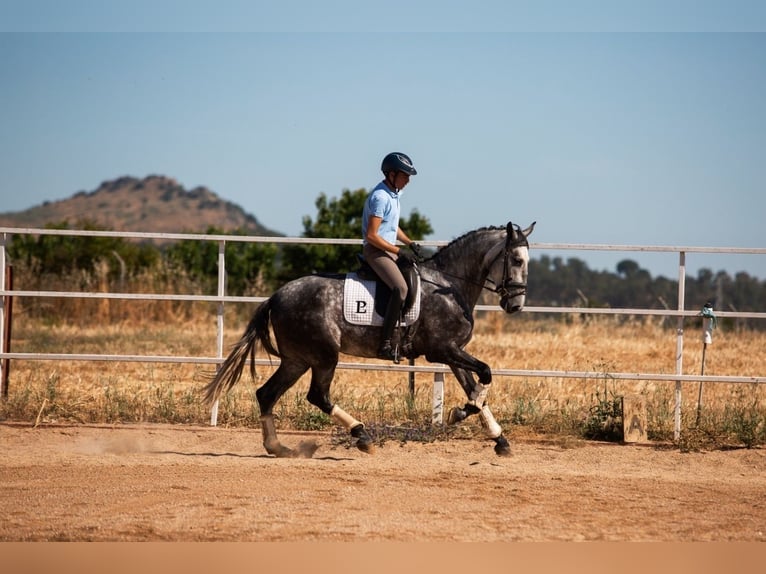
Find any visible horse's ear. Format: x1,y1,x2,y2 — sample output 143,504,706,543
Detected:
506,221,523,244
522,221,536,238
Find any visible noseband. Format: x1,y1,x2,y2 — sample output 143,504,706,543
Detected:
487,222,528,301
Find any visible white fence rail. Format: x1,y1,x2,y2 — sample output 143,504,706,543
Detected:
2,227,765,439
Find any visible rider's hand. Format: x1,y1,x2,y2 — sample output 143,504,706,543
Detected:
397,248,418,264
409,243,424,262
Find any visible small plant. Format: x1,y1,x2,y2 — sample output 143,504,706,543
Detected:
102,383,142,423
677,424,712,453
722,390,766,448
645,386,675,442
293,409,331,431
152,386,174,421
583,381,623,441
44,372,60,404
547,401,589,436
681,385,766,451
510,395,540,425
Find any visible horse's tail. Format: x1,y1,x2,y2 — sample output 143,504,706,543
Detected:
202,298,280,406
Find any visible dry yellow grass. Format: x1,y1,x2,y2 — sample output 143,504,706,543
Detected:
2,313,765,447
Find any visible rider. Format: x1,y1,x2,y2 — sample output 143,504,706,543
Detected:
362,152,424,362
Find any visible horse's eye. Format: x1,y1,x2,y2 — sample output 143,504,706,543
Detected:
512,257,524,267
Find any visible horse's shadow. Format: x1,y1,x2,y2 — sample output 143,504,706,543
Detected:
150,450,355,461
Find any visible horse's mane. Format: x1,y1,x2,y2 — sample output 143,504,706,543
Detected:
427,225,505,264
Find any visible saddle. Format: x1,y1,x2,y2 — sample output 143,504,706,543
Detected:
354,253,420,317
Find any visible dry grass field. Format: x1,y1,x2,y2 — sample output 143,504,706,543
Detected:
2,311,765,449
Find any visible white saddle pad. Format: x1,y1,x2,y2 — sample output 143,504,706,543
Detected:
343,272,421,326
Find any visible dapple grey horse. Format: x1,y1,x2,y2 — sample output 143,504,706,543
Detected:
204,221,535,457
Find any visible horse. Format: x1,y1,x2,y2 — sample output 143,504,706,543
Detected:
203,220,535,458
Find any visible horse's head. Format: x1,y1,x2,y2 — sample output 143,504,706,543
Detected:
487,221,536,314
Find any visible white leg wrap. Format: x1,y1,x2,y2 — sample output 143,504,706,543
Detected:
479,405,502,439
330,405,363,430
468,383,491,409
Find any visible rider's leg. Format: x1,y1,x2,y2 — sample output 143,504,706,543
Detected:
363,244,408,362
377,287,404,361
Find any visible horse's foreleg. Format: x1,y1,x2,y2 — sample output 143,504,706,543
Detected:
447,366,511,456
478,405,511,456
429,346,492,385
437,345,493,424
446,367,489,423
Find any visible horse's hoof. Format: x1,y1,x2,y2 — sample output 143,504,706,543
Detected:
448,407,468,425
494,444,512,456
494,435,512,457
271,446,296,458
264,438,288,457
351,424,375,454
356,438,376,454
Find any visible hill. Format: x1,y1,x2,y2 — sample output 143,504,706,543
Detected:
0,175,281,237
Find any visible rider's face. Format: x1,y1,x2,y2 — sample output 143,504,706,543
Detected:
394,171,410,189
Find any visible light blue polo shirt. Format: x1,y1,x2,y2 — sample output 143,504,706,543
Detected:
362,181,400,245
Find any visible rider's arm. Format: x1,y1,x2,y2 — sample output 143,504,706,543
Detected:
366,216,405,254
396,227,415,249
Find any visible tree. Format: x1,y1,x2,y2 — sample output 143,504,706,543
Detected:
279,188,433,281
616,259,640,278
9,219,158,277
164,226,277,295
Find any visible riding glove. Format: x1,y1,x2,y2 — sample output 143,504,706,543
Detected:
409,243,424,262
398,249,418,264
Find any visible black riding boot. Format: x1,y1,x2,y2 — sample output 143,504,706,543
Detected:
377,288,404,363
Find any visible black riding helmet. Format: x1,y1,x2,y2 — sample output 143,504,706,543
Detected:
381,152,417,176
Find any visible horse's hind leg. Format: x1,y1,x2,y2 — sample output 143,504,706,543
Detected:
256,360,317,458
306,363,375,454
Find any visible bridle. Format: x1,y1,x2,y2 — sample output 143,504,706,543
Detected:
485,221,529,301
418,222,529,303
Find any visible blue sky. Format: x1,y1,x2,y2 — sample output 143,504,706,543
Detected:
1,2,765,280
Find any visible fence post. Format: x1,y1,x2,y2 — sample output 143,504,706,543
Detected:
674,251,686,441
432,370,444,424
1,265,12,398
696,302,716,425
408,357,415,397
0,234,6,398
210,239,226,427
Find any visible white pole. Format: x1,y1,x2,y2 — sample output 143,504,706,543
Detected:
210,240,226,427
696,302,715,424
0,233,6,392
674,251,686,441
432,370,444,424
210,398,220,426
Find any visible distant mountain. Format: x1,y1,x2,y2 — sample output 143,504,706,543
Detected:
0,175,281,237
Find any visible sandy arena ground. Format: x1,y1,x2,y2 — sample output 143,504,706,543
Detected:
1,422,764,542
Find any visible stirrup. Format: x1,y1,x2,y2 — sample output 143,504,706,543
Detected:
377,340,400,364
